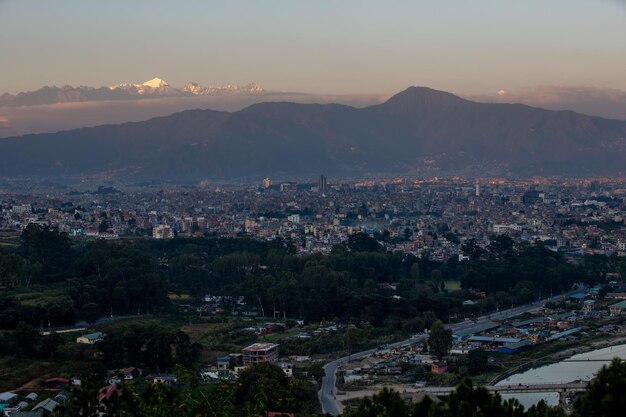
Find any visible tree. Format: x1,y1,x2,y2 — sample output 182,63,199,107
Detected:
467,348,489,375
428,320,452,361
346,233,383,252
430,269,444,293
410,263,421,281
81,302,100,324
448,378,524,417
98,220,109,233
343,387,411,417
41,332,62,358
573,358,626,417
14,321,40,355
236,362,289,415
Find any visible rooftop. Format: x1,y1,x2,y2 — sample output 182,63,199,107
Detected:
243,342,279,352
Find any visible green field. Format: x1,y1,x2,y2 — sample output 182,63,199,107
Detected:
7,283,71,306
444,280,462,290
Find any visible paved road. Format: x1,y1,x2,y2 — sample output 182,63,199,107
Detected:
318,293,571,415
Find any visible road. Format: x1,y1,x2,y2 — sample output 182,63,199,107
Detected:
318,293,571,415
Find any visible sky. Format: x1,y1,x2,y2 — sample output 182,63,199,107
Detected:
1,0,626,95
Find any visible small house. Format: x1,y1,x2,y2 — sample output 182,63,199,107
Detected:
431,362,448,373
76,332,104,344
0,392,18,405
145,374,178,385
8,411,44,417
609,300,626,316
32,398,60,414
217,356,231,371
44,377,69,388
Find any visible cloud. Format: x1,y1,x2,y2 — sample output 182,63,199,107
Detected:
466,86,626,121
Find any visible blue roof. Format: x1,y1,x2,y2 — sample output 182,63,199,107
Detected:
569,293,587,299
497,340,532,353
217,356,231,361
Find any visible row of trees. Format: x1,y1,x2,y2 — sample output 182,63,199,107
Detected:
98,325,201,370
0,225,618,330
0,321,62,358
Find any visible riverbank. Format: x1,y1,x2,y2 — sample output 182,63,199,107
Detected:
488,323,626,386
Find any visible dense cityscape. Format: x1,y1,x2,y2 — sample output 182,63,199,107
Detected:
2,176,626,260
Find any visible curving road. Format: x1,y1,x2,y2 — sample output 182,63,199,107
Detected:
318,293,572,415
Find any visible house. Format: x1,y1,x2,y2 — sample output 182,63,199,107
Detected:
217,356,231,371
76,332,104,344
145,374,178,385
32,398,60,414
44,377,69,388
431,362,448,373
54,391,70,404
279,362,293,377
268,412,295,417
25,393,38,402
119,367,141,380
582,299,595,312
0,392,18,405
609,299,626,316
7,411,44,417
98,383,122,402
497,340,532,354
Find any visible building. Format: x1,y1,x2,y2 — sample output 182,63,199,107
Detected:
145,374,178,385
280,183,297,192
152,224,173,239
32,398,60,415
609,299,626,316
76,332,104,344
319,175,328,194
287,214,300,224
242,343,279,366
279,362,293,377
262,178,272,189
0,392,18,405
431,362,448,373
216,356,231,371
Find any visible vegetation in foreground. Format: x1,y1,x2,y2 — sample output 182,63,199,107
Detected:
57,358,626,417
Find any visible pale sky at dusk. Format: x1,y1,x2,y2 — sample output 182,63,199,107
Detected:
1,0,625,95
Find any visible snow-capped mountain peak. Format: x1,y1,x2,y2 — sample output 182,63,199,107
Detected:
142,77,169,88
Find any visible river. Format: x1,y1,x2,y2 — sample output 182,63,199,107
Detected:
495,343,626,408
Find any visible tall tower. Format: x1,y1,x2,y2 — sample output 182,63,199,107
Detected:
475,180,480,197
319,174,327,194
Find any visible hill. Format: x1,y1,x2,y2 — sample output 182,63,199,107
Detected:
0,86,625,180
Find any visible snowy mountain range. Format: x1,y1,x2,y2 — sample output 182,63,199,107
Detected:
0,78,265,107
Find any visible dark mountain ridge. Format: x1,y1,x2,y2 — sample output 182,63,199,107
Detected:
0,87,625,180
